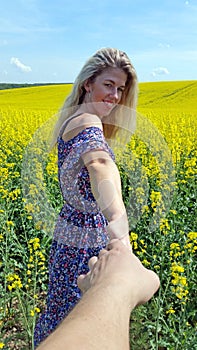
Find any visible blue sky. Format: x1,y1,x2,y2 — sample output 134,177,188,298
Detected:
1,0,197,83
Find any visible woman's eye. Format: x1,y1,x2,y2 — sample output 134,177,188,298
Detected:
118,88,124,92
105,83,112,87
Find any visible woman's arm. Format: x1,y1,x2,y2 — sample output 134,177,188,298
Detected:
61,112,131,246
82,150,130,242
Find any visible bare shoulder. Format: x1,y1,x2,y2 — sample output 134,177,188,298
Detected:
62,113,103,141
69,113,102,130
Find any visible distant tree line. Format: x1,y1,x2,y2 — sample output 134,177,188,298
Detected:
0,83,71,90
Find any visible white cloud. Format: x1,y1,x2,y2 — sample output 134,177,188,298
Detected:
158,43,170,49
10,57,32,72
151,67,170,77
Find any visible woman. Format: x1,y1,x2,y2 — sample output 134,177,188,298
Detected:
34,47,138,347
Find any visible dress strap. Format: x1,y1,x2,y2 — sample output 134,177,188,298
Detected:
59,113,83,138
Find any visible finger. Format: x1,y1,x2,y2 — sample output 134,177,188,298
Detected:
88,256,98,270
98,248,108,257
77,274,86,290
77,273,90,293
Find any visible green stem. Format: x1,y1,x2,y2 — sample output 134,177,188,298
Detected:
31,258,38,349
155,233,169,349
3,205,10,316
16,289,31,337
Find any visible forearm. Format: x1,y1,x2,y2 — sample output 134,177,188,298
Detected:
89,164,125,217
87,161,129,238
37,284,131,350
82,150,129,239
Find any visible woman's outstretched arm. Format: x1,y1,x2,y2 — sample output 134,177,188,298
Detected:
82,149,130,243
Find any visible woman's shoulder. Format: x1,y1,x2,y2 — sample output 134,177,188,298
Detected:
61,113,103,142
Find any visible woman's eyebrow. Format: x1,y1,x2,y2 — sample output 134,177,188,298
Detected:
105,79,125,87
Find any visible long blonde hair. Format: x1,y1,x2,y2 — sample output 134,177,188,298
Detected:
51,47,138,147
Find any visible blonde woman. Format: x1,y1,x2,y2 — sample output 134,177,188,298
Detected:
34,47,138,347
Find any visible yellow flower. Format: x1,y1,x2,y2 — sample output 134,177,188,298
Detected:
25,203,34,213
0,343,5,349
171,262,184,273
160,218,170,231
6,273,23,290
130,232,138,241
30,307,40,316
130,233,138,250
29,237,40,250
141,248,146,254
35,221,42,230
35,307,40,313
30,310,35,316
170,209,177,215
142,205,149,213
166,308,175,314
170,243,180,250
174,252,181,258
187,231,197,241
29,184,39,196
142,259,150,266
6,220,14,226
184,242,192,249
179,276,187,286
7,275,14,282
150,190,162,209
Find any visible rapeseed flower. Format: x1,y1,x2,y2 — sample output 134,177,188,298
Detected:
7,274,23,291
166,308,175,314
130,232,138,250
30,307,40,317
160,218,170,234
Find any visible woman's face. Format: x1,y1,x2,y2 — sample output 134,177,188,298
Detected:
84,67,127,117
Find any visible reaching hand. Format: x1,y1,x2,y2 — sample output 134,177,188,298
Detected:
78,239,160,308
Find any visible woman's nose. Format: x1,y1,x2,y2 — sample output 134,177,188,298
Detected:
110,87,119,101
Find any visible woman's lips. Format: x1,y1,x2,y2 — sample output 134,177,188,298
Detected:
103,100,115,109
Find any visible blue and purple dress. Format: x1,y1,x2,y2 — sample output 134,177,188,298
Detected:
34,125,115,347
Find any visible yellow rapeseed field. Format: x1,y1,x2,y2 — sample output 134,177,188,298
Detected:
0,81,196,349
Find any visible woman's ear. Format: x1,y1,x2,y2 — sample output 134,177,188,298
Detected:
84,79,90,93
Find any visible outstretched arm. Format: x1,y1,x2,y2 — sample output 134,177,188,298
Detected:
82,149,130,245
37,239,160,350
61,112,130,245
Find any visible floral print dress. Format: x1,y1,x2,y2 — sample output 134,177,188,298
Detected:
34,124,115,347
